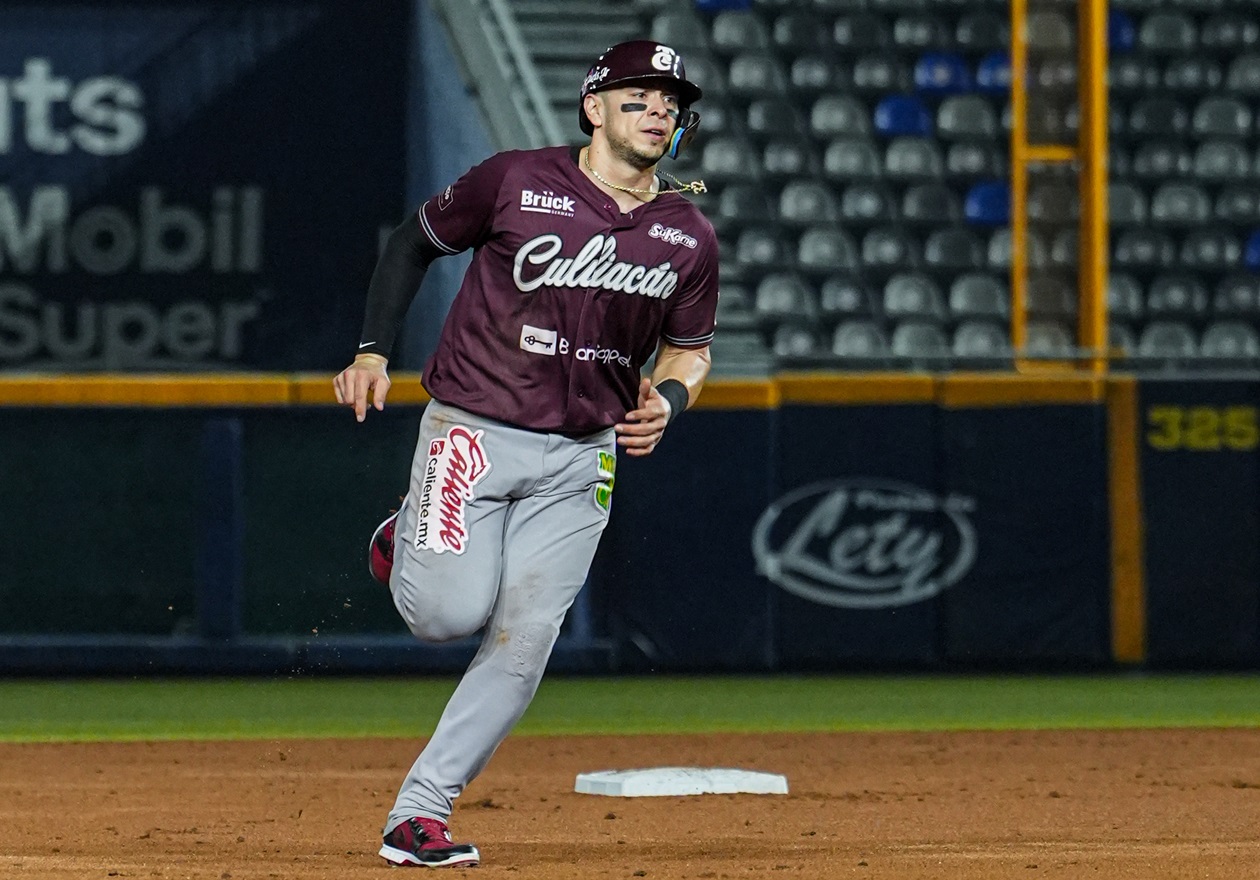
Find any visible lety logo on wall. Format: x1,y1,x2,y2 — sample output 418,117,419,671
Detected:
751,479,978,609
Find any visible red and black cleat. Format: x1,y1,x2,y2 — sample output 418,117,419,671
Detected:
368,510,399,585
379,816,480,868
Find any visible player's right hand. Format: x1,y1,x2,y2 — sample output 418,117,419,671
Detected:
334,353,391,422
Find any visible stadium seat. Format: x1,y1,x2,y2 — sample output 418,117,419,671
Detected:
956,12,1008,53
874,95,934,138
1147,274,1210,320
1137,321,1198,358
1035,58,1078,92
754,272,818,323
1150,182,1212,228
923,227,985,272
1027,12,1074,52
1181,229,1241,271
1128,98,1190,138
890,321,951,360
1109,57,1161,96
1050,229,1079,268
1107,322,1137,358
1024,321,1075,357
1164,58,1223,94
902,183,963,227
1027,183,1078,224
1201,321,1260,358
884,137,945,180
772,320,825,359
727,53,789,100
712,11,771,57
735,226,793,272
746,99,805,143
1109,182,1149,227
700,135,759,181
684,55,727,101
797,226,861,274
832,320,891,358
947,142,1006,178
952,320,1011,358
914,52,973,95
963,180,1010,226
773,11,828,54
1225,54,1260,96
975,51,1011,94
1109,9,1137,53
810,95,872,140
1215,186,1260,225
862,226,921,274
819,275,878,322
870,0,930,14
884,272,948,320
1138,12,1198,55
894,14,952,50
709,330,774,373
937,95,1000,141
779,180,840,226
1213,274,1260,315
840,181,899,226
651,9,710,50
851,55,913,97
833,14,893,54
1026,99,1071,144
718,184,777,228
1244,229,1260,271
1107,273,1145,320
949,272,1009,318
762,139,816,181
1027,275,1077,318
790,56,842,97
1113,229,1177,270
715,283,758,330
1200,14,1260,53
1192,96,1252,139
824,138,884,181
1131,140,1193,179
989,228,1049,269
1194,140,1251,182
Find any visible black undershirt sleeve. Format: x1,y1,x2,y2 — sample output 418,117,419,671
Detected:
355,216,442,360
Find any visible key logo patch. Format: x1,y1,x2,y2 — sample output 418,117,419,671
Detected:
415,426,492,554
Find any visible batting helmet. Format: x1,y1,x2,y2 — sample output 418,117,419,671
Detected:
578,40,703,157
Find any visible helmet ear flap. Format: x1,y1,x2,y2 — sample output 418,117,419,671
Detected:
667,108,701,160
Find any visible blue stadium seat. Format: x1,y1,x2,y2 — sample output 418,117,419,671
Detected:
874,95,934,137
1239,229,1260,271
914,52,973,95
1109,10,1137,53
964,180,1010,226
975,51,1011,94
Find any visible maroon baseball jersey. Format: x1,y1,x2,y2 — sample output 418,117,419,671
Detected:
416,145,718,435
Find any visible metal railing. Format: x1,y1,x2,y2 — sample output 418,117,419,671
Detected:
431,0,564,149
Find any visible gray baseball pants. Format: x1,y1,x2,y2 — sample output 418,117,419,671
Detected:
383,400,615,835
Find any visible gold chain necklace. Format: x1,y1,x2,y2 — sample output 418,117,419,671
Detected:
582,148,707,197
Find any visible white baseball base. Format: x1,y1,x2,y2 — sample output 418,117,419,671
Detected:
574,767,789,797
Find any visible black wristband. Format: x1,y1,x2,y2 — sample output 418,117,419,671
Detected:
655,379,689,424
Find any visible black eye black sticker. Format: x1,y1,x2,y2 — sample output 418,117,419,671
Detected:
620,103,648,112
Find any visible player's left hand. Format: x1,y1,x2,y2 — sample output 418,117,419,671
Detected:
615,377,671,457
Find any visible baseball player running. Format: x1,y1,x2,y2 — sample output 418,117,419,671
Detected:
333,40,719,868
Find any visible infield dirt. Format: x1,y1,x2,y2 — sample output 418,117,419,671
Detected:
3,729,1260,879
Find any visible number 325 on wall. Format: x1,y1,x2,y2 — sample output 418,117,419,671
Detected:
1146,405,1260,451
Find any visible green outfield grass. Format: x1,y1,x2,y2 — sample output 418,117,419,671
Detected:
1,674,1259,743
